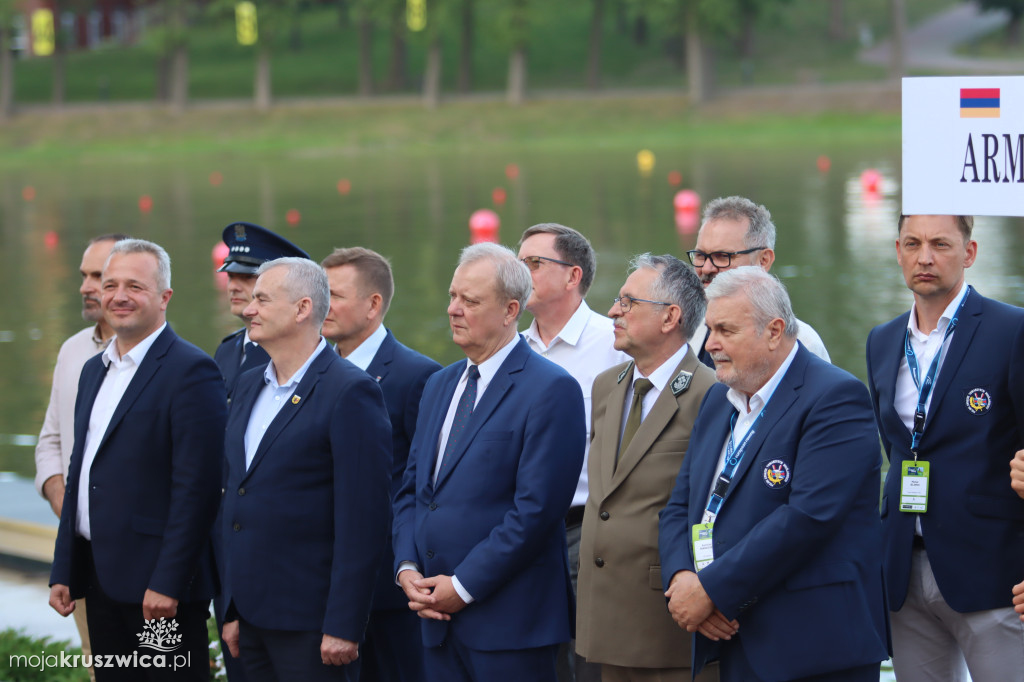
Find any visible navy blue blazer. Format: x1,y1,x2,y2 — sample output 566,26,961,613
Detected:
50,325,226,604
365,329,441,612
866,289,1024,612
392,336,586,651
659,345,889,680
214,328,270,401
221,344,392,642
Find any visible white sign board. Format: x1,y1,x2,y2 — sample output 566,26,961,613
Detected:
903,76,1024,216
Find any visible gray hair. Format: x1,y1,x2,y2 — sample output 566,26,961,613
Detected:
109,239,172,291
702,196,776,250
706,266,797,339
458,243,532,321
629,253,706,339
517,223,597,295
257,257,330,327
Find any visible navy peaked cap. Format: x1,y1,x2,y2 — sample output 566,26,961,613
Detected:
218,222,311,274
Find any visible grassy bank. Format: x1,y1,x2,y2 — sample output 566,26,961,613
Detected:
0,96,901,165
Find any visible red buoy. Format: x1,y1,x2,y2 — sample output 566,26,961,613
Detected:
492,187,507,207
337,179,352,196
816,156,831,173
138,195,153,213
286,209,301,226
212,242,229,269
469,209,500,244
673,189,700,214
860,169,882,193
667,171,683,187
44,230,59,250
22,186,36,201
505,164,520,181
209,171,223,187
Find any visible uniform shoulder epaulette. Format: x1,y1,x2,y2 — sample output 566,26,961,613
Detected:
219,328,245,344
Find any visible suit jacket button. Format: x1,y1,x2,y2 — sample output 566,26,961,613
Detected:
599,511,610,520
429,502,437,511
426,550,435,559
233,523,241,531
238,488,246,496
595,557,605,567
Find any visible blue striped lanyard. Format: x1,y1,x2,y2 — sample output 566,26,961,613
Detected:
904,286,970,458
703,408,765,523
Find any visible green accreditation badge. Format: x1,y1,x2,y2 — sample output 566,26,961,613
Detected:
692,523,715,571
899,460,930,513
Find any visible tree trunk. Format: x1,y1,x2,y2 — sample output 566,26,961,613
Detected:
633,13,647,45
1008,14,1022,46
338,0,349,28
506,46,526,105
423,39,441,109
357,12,374,95
155,55,170,101
828,0,845,41
52,44,66,108
0,25,12,120
255,45,271,110
737,6,755,60
585,0,604,90
889,0,905,80
457,0,474,92
169,44,188,112
386,2,407,91
685,1,706,104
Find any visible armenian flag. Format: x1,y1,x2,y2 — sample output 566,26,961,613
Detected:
960,88,1000,118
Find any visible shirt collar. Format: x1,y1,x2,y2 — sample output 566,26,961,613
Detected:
464,333,520,385
907,282,969,341
342,324,387,372
632,342,690,393
102,323,166,369
522,299,592,350
90,324,110,349
263,337,327,389
726,342,800,415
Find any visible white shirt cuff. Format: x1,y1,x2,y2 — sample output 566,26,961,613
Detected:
396,561,420,585
451,576,474,604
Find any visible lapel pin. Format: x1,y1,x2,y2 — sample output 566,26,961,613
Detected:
291,395,301,404
671,371,693,396
617,362,634,384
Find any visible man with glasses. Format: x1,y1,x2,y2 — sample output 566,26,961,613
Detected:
516,223,626,682
576,254,717,682
686,196,829,366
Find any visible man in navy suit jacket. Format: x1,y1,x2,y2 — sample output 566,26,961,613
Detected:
321,246,441,682
659,267,888,682
392,243,585,682
213,222,310,402
219,257,392,682
866,214,1024,681
49,239,226,682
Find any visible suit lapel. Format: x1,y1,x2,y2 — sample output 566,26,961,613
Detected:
925,290,982,430
243,346,332,478
366,330,395,384
608,351,704,494
433,339,527,491
878,315,910,436
599,362,633,494
95,326,174,457
422,367,462,494
719,348,807,507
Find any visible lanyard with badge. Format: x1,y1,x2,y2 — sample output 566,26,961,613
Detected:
692,409,765,571
899,286,970,513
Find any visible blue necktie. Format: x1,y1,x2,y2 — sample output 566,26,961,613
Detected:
242,341,256,366
440,365,480,472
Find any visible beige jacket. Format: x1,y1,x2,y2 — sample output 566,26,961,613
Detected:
576,349,715,669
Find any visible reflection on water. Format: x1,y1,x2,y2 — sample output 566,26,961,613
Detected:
2,146,1023,477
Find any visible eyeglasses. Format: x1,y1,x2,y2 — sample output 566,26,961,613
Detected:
613,295,672,313
520,255,574,271
686,247,765,268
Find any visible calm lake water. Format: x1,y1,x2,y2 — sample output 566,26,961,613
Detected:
2,143,1023,478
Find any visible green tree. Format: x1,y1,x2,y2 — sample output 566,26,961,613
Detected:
0,0,16,119
146,0,193,111
501,0,529,104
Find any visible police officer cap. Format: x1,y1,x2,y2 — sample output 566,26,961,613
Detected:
218,222,310,275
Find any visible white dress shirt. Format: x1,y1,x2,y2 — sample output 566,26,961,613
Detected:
76,323,166,540
244,338,327,469
617,343,690,446
704,342,800,513
522,301,628,508
341,324,387,372
34,324,110,496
